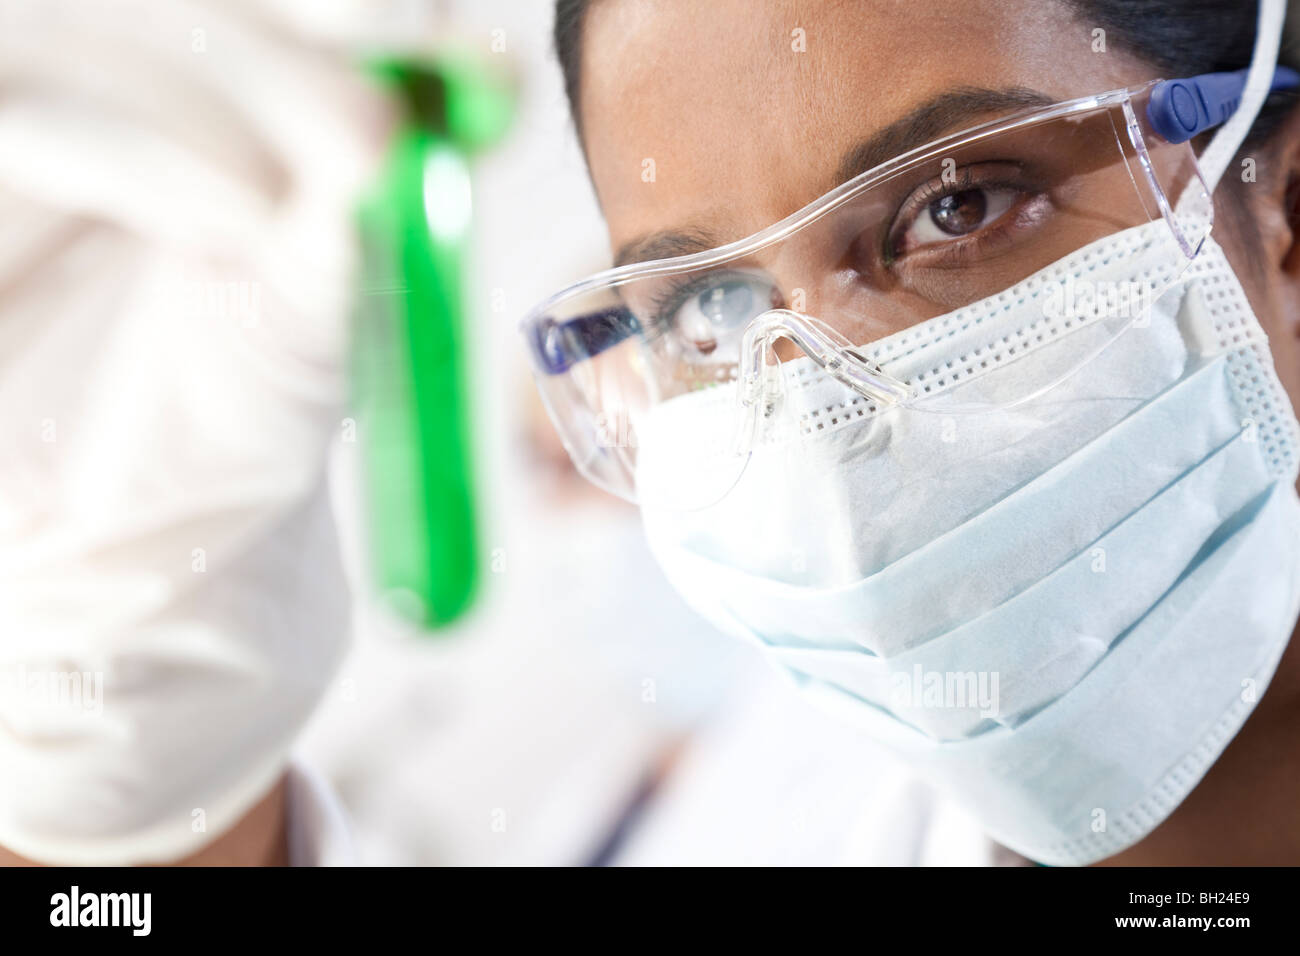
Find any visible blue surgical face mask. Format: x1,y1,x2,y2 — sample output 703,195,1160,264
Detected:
637,0,1300,865
641,217,1300,864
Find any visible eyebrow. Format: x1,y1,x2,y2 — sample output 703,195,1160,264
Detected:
834,86,1054,186
614,228,725,269
613,86,1055,268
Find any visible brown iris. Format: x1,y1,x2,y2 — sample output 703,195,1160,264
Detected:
929,189,988,236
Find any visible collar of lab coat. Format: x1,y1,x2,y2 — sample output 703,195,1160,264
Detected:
286,760,356,867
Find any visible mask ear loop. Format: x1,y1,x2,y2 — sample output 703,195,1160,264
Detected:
1177,0,1288,213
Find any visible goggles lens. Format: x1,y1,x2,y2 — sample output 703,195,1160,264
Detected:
525,87,1210,508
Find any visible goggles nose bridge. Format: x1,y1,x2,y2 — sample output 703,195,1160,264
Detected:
738,309,914,415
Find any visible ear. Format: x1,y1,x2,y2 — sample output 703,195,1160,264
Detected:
1265,103,1300,335
1212,103,1300,411
1283,139,1300,288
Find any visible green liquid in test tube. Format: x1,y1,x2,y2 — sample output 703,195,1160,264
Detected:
352,52,513,629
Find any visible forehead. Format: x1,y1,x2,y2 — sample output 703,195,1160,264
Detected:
579,0,1154,258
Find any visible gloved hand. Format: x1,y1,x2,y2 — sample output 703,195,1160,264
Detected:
0,0,385,864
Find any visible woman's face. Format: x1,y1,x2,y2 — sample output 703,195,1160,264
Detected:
576,0,1300,402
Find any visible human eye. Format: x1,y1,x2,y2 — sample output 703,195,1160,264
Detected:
885,162,1050,266
643,269,779,358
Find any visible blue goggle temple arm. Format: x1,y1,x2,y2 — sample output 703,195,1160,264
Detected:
1148,65,1300,144
528,307,641,376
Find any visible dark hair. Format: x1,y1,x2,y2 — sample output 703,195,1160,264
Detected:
553,0,1298,149
553,0,589,140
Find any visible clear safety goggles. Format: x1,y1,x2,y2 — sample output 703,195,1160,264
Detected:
522,81,1216,509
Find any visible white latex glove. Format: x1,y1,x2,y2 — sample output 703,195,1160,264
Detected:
0,0,385,864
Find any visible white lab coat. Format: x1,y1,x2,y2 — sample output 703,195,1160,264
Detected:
285,761,356,867
610,665,1033,866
